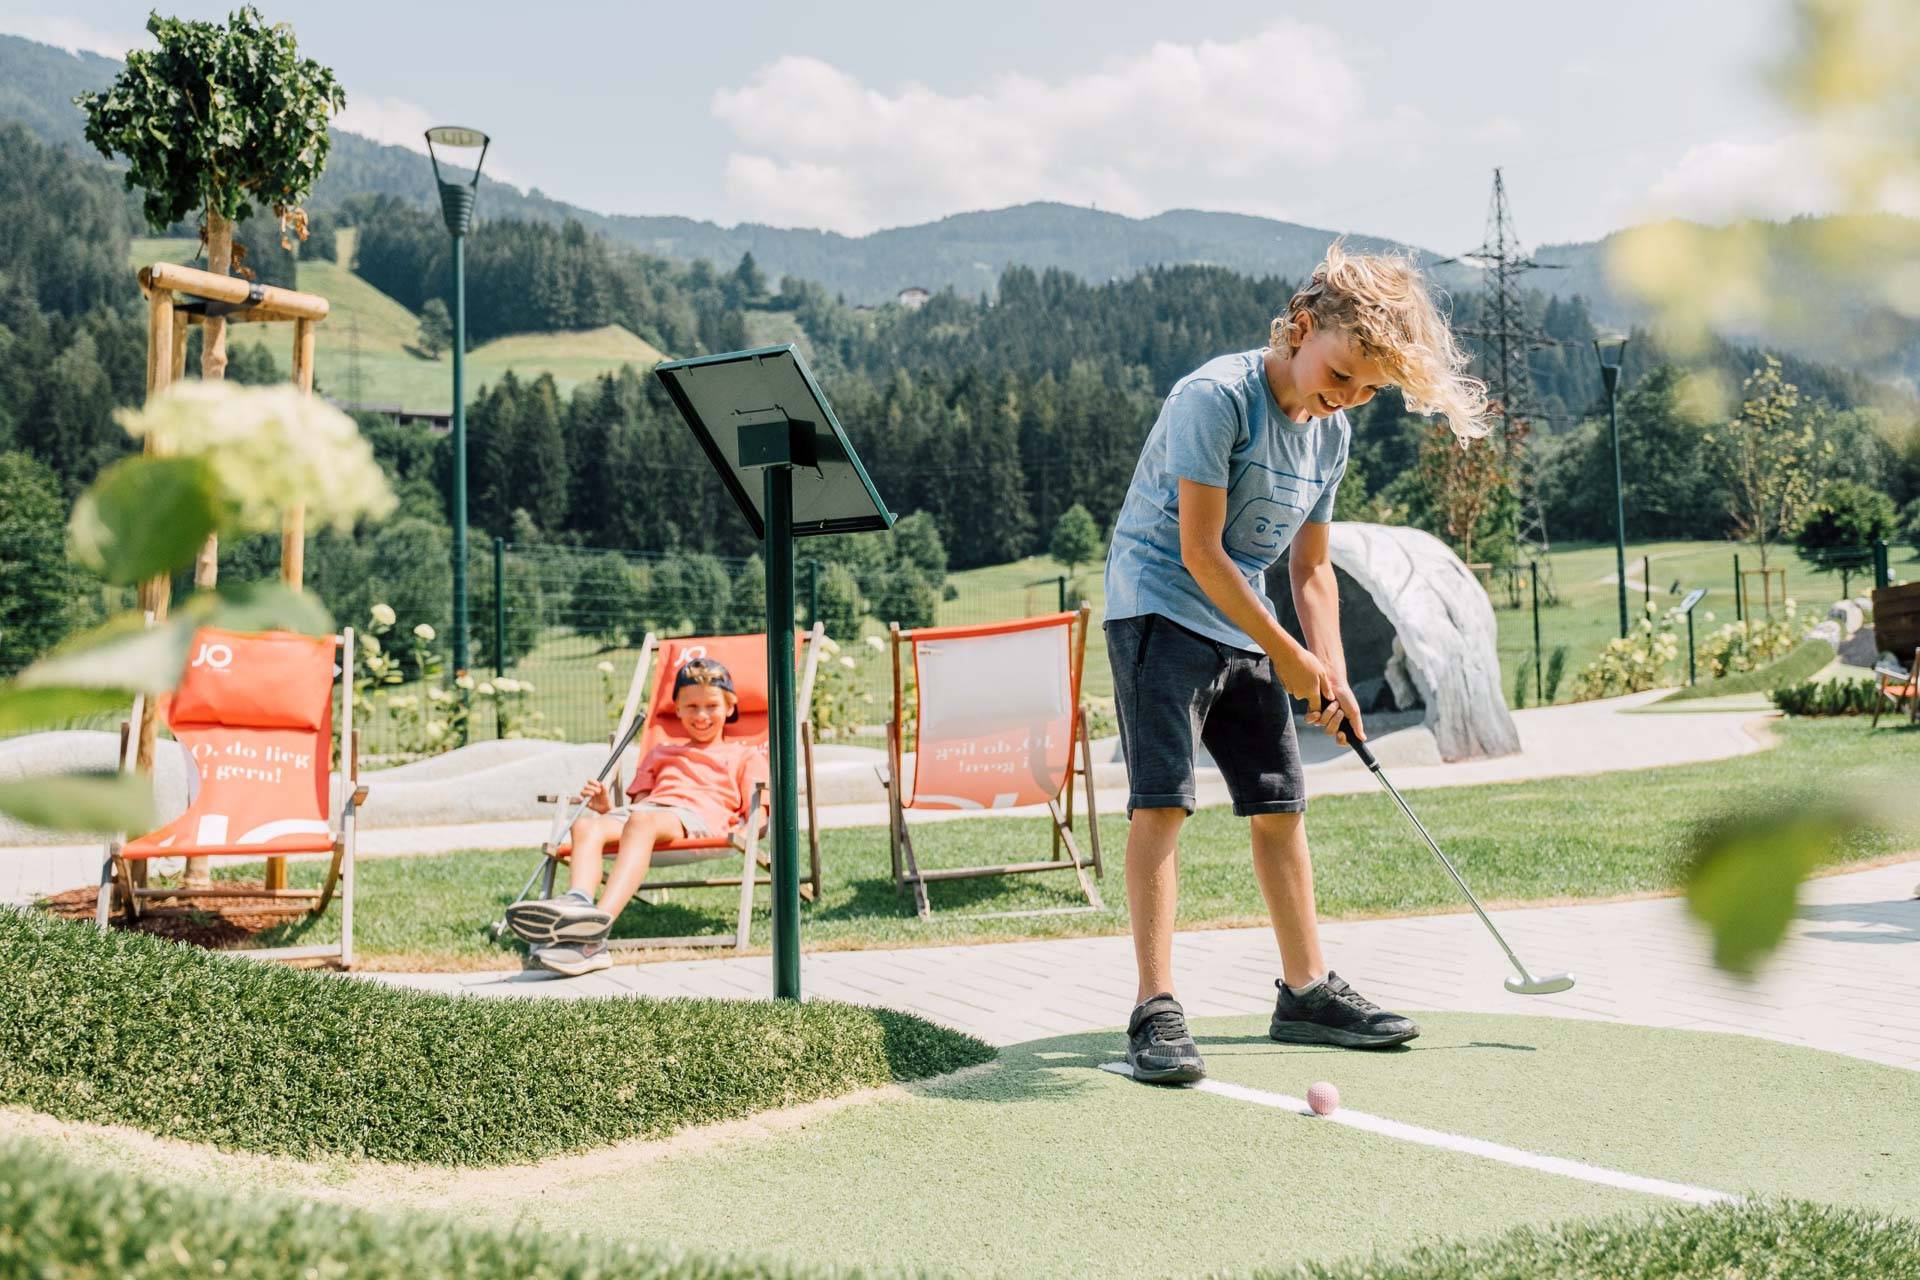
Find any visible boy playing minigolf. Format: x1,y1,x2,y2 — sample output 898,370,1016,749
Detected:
1105,242,1490,1083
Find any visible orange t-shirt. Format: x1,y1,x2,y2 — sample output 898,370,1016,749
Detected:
626,738,769,835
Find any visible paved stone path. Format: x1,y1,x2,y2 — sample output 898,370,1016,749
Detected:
370,856,1920,1071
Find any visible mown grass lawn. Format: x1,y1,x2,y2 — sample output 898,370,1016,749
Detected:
217,717,1920,969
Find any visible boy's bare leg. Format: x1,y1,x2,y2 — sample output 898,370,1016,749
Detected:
1249,811,1326,989
595,811,686,920
1126,807,1187,1004
565,814,624,898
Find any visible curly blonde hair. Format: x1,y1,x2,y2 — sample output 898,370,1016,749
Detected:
1270,240,1491,443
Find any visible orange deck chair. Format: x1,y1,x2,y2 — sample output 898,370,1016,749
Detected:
98,626,365,966
506,625,825,952
879,606,1104,919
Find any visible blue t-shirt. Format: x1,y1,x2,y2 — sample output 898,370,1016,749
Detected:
1104,349,1349,651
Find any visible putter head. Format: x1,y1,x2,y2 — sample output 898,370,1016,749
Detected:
1505,972,1575,996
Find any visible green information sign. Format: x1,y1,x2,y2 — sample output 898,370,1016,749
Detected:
654,345,894,999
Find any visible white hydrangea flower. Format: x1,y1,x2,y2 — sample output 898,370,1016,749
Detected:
454,673,476,691
413,623,437,642
113,382,396,534
596,660,616,674
370,603,397,627
518,681,535,694
477,682,496,696
839,656,856,669
818,635,840,655
495,677,521,693
864,635,885,652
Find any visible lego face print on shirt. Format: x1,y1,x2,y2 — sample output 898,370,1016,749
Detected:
1222,463,1322,570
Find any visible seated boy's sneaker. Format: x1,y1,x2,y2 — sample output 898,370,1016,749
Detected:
531,939,611,977
505,893,611,945
1270,972,1419,1049
1126,994,1206,1085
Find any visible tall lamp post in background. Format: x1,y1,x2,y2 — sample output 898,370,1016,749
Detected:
1594,333,1630,639
425,125,490,686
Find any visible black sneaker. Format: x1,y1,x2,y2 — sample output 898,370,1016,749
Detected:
1270,971,1419,1049
1127,994,1207,1085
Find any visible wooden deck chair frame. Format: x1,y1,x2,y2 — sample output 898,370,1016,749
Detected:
97,627,366,968
879,605,1104,920
503,623,826,953
1870,581,1920,728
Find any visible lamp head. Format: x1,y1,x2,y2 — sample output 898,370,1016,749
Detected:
424,126,489,236
1594,332,1628,395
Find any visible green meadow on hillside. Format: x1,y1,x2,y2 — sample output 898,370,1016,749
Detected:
127,235,667,410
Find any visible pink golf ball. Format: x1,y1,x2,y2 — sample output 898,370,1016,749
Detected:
1307,1081,1340,1116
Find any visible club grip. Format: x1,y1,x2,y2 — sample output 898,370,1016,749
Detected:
1349,736,1378,770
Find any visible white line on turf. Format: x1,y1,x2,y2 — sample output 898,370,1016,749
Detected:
1098,1063,1738,1207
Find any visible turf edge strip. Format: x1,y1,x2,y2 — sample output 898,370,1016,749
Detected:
1099,1063,1739,1207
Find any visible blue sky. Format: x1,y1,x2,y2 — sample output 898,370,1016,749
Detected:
0,2,1825,251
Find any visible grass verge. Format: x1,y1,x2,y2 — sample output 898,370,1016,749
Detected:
0,909,991,1165
173,718,1920,968
1657,637,1836,702
0,1137,838,1279
1281,1200,1920,1279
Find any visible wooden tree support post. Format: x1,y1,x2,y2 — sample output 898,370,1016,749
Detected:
133,261,330,898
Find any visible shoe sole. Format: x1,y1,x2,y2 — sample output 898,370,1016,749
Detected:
1269,1021,1420,1050
505,900,611,945
1127,1056,1207,1086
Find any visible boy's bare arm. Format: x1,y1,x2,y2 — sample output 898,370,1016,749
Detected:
1287,520,1365,742
1176,478,1336,715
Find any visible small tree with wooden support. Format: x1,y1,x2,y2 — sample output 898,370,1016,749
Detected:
77,8,343,891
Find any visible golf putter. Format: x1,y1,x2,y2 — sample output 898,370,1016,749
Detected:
1348,736,1575,996
552,713,650,838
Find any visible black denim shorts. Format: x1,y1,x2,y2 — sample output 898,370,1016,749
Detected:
1105,613,1306,817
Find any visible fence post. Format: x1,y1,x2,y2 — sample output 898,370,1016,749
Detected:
1687,608,1697,686
492,537,506,740
1733,553,1743,623
1875,539,1891,591
1530,561,1543,704
1642,554,1651,615
1057,575,1068,613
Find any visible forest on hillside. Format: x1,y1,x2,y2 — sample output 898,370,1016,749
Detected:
4,118,1919,679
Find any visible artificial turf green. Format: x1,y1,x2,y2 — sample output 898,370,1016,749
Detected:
0,909,992,1165
8,1133,1912,1280
1276,1199,1920,1279
211,717,1920,968
1656,637,1836,702
411,1013,1920,1278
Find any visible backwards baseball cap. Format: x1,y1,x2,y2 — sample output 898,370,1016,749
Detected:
673,656,739,722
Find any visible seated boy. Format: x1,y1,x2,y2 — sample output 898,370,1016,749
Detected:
505,656,768,975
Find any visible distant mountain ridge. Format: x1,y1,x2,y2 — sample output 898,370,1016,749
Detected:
5,32,1915,392
0,33,1466,303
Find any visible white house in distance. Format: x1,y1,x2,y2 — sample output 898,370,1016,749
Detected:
896,286,931,310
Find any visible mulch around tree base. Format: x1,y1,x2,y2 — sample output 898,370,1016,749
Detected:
35,884,316,951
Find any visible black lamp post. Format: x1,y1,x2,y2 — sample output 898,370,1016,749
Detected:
424,125,489,686
1594,333,1630,639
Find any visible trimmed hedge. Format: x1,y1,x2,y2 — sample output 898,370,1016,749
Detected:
1658,637,1833,702
0,1138,836,1279
0,909,992,1165
1284,1199,1920,1280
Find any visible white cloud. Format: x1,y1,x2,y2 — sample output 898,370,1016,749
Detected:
710,22,1370,234
334,93,438,156
1639,131,1839,223
0,15,146,60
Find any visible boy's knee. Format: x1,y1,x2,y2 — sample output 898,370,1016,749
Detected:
1249,810,1304,836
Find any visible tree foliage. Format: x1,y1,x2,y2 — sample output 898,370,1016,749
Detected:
1711,357,1826,572
74,8,344,237
1049,503,1101,576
